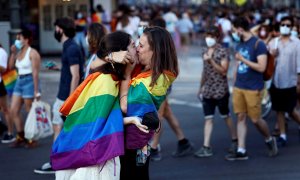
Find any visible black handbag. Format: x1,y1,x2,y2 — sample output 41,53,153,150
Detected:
142,112,160,131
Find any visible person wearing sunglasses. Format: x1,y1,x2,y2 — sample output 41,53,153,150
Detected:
268,16,300,147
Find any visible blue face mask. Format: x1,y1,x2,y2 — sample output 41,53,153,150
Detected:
14,40,23,49
137,26,144,37
232,32,241,42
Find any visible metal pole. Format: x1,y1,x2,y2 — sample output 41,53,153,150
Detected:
9,0,21,48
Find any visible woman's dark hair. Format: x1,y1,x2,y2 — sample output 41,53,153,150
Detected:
143,26,179,86
54,17,76,38
205,26,220,39
233,16,250,31
94,31,131,80
18,27,33,45
150,17,166,28
87,23,106,53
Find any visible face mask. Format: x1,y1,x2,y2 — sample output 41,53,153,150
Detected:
137,26,144,37
85,36,89,46
232,32,241,42
280,26,291,35
77,13,83,19
205,37,216,47
259,30,267,37
54,31,63,42
291,30,298,37
14,40,23,49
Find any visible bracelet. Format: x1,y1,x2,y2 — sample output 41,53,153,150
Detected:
119,94,127,100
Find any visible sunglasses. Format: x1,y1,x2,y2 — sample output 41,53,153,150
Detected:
281,24,291,27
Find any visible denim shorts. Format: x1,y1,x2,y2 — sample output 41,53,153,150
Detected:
13,74,35,98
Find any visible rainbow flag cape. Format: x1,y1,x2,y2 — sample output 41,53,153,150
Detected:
51,72,124,170
2,69,18,96
125,70,176,149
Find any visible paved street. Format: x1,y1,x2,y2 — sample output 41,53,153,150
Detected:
1,46,300,180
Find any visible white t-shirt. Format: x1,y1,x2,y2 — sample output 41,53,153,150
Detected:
218,18,232,43
0,47,8,82
176,18,193,34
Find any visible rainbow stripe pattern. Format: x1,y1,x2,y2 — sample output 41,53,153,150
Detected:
2,69,17,96
125,70,176,149
51,72,124,170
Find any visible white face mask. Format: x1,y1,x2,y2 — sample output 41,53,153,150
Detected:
291,30,298,37
205,37,216,47
259,30,267,37
280,26,291,35
85,36,89,46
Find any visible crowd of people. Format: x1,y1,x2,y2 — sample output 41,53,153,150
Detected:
0,3,300,180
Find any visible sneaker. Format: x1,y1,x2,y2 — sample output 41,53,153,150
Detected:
225,151,249,161
150,148,162,161
277,136,287,147
34,162,55,174
266,137,278,157
172,141,194,157
1,133,16,143
194,146,213,158
228,141,238,154
10,135,26,148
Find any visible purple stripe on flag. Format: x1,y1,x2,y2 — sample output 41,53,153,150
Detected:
51,132,124,170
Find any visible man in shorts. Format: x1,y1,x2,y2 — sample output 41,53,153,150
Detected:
226,17,278,161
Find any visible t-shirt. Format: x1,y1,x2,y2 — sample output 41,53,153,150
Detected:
163,12,178,33
57,38,84,101
0,47,8,82
234,36,267,90
202,44,229,99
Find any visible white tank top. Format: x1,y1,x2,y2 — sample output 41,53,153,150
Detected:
15,47,33,75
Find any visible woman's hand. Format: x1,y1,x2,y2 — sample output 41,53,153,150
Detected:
123,52,137,79
10,45,17,55
124,117,149,133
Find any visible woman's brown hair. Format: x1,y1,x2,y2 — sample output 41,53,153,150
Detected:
143,26,179,86
87,23,106,53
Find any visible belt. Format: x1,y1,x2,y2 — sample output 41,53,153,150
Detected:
19,74,32,78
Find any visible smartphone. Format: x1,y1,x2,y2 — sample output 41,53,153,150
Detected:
110,51,127,63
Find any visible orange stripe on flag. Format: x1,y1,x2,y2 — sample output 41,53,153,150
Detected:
59,72,101,116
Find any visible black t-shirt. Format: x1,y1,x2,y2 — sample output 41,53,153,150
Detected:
57,38,84,100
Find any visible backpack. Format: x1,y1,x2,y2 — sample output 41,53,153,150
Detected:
255,40,275,81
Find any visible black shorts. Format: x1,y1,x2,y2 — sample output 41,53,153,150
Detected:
202,93,230,119
0,80,7,97
270,84,297,113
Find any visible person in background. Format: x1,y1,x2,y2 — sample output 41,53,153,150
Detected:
74,11,88,58
8,28,41,148
176,12,193,59
195,26,237,158
0,43,14,143
34,17,84,174
148,17,193,161
84,23,107,79
225,17,278,161
268,16,300,147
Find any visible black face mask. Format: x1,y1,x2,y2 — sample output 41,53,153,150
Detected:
54,31,63,42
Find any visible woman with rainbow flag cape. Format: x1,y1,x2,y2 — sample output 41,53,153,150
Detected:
51,31,135,180
119,26,179,180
